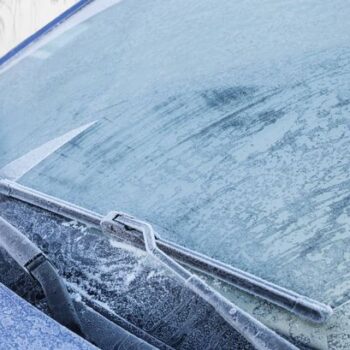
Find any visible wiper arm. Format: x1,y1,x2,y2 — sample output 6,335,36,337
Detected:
108,213,298,350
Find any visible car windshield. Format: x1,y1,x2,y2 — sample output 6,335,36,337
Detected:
1,0,350,310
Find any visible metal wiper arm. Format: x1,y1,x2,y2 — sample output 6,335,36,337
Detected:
156,237,331,323
108,213,298,350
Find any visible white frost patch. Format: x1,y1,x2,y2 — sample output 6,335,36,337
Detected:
61,220,87,234
229,307,237,316
337,213,350,226
0,121,97,181
29,49,51,59
62,220,78,227
72,292,82,303
147,270,155,280
124,262,143,287
234,112,298,162
109,239,146,258
65,281,114,313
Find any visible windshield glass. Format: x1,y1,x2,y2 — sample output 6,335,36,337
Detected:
1,0,350,309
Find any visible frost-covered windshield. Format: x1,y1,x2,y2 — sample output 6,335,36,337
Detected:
1,0,350,309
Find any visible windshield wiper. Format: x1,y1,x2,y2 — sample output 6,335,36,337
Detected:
0,179,332,325
0,201,297,350
108,213,298,350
